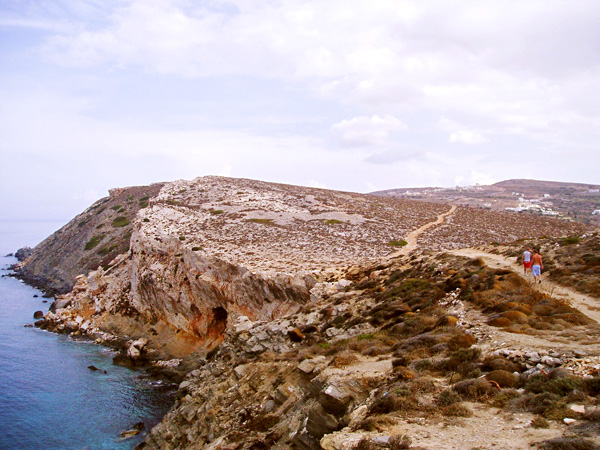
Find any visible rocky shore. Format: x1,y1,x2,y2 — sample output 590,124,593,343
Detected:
15,176,599,450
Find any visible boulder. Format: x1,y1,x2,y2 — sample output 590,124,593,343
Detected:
15,247,33,262
127,338,149,360
33,310,44,319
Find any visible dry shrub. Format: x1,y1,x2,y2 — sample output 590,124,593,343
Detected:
410,376,437,394
332,350,358,368
435,315,459,328
394,366,416,381
485,370,520,388
452,378,498,401
358,415,396,432
437,389,460,407
488,317,511,327
483,355,521,373
514,392,570,420
537,437,598,450
413,358,433,372
554,312,595,326
525,373,585,396
493,301,519,313
502,310,529,324
584,377,600,396
368,393,400,414
392,356,409,367
399,334,439,352
531,416,550,428
491,388,520,408
451,346,482,363
442,402,473,417
469,257,485,267
447,333,476,350
583,409,600,422
361,344,392,357
533,304,555,316
514,304,533,315
406,347,431,361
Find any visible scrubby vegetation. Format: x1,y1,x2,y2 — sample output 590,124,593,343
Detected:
111,216,130,227
491,232,600,298
248,218,274,225
84,234,104,250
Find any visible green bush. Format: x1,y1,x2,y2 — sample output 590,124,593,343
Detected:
388,239,408,247
85,235,105,250
248,218,273,224
325,219,343,225
210,209,224,215
111,216,130,227
562,236,581,246
98,243,119,256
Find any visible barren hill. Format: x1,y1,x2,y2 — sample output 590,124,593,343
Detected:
373,178,600,227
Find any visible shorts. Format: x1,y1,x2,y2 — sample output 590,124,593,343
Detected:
523,261,532,269
532,265,541,277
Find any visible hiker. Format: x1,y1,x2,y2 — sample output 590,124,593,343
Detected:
522,248,532,275
531,249,543,284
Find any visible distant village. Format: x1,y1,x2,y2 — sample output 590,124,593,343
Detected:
393,184,600,222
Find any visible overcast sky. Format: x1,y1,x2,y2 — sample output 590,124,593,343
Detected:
1,0,599,221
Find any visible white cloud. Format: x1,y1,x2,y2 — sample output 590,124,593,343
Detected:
449,130,488,145
331,115,406,148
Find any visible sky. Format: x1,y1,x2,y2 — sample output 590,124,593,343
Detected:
1,0,599,221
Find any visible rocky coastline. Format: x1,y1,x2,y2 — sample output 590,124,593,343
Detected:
14,176,600,450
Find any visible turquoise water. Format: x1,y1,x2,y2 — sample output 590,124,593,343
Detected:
0,222,174,450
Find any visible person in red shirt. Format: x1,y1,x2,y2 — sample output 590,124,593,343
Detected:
522,248,532,275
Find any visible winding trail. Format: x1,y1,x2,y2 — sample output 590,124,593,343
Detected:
389,204,457,258
383,202,600,323
450,247,600,324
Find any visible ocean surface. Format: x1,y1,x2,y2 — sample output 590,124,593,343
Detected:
0,221,174,450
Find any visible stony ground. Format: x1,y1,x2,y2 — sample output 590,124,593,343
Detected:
21,176,600,450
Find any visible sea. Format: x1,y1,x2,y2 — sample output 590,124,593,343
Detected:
0,221,174,450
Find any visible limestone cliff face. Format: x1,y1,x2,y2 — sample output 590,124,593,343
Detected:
40,176,449,356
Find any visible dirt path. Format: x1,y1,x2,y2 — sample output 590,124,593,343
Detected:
450,247,600,324
389,205,457,258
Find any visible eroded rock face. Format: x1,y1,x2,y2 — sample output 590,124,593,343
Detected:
26,176,451,358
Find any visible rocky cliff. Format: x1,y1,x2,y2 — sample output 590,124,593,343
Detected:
15,183,164,294
20,176,598,450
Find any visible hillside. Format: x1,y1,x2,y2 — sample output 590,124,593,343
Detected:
373,178,600,226
15,183,164,294
15,176,600,450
